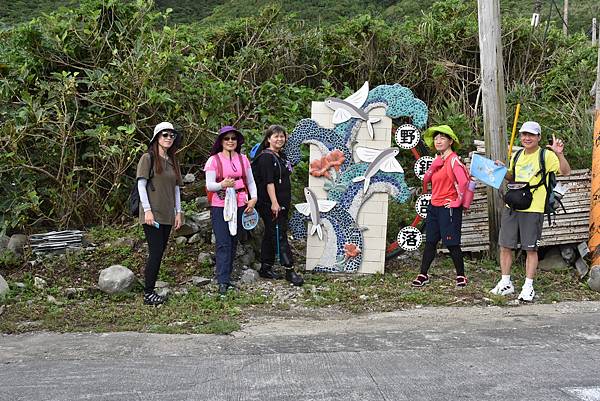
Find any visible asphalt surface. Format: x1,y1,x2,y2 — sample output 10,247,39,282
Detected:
2,301,600,401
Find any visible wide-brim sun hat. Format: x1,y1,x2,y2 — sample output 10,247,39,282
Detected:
210,125,245,155
150,121,182,148
422,125,460,150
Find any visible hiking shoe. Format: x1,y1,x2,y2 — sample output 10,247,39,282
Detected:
490,280,514,296
258,264,283,280
285,269,304,286
411,274,430,287
518,286,535,302
143,292,165,306
456,276,468,288
218,283,237,296
218,283,228,296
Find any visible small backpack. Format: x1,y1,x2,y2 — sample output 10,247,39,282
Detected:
510,148,565,224
445,155,475,209
206,153,248,205
129,152,155,216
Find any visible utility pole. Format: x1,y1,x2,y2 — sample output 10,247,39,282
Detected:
593,18,597,46
590,24,600,269
563,0,569,36
478,0,507,257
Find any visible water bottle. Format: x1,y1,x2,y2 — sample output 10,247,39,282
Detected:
462,180,476,209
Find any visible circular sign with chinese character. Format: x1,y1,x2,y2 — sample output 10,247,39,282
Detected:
394,124,421,150
414,156,434,181
415,193,431,219
397,226,423,251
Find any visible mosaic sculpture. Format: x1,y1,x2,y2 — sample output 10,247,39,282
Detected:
286,83,429,273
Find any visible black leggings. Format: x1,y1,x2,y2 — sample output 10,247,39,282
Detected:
142,223,172,293
420,242,465,277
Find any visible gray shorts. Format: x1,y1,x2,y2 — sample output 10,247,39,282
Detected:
498,207,544,251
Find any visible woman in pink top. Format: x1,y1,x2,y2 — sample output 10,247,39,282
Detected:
204,126,257,295
412,125,469,288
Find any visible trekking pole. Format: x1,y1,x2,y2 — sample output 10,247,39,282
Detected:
508,103,521,164
275,221,280,265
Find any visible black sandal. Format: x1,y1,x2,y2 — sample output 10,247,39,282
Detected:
143,292,165,305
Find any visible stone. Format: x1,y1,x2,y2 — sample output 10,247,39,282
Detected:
239,269,259,284
0,234,9,251
588,266,600,292
156,287,170,298
33,277,47,289
539,248,569,272
0,275,9,298
7,234,27,255
15,282,26,289
239,248,256,267
559,245,577,265
65,287,85,299
174,287,189,296
196,196,209,209
575,257,589,278
155,281,169,288
191,276,211,286
183,173,196,184
111,237,135,248
188,233,203,244
197,252,213,265
47,295,62,306
174,222,199,237
98,265,135,294
175,236,188,245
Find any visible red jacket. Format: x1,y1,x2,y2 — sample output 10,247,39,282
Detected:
422,152,469,207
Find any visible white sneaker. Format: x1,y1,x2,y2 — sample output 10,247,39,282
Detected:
490,280,515,296
518,286,535,302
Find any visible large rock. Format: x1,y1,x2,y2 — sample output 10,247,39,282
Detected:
588,266,600,292
174,222,199,237
539,247,569,272
7,234,27,255
0,275,9,298
98,265,135,294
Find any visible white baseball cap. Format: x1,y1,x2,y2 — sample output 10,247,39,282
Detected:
519,121,541,135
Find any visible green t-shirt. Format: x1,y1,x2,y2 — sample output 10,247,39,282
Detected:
509,147,560,213
136,153,181,225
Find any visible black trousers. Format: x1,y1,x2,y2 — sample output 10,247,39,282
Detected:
257,204,293,268
142,223,172,293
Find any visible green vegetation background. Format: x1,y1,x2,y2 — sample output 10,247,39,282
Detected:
0,0,598,235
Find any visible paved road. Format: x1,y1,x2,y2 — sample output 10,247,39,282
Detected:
2,301,600,401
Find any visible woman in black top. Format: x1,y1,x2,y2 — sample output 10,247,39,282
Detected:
252,125,303,286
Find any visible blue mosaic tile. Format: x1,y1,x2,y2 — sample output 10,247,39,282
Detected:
287,83,428,274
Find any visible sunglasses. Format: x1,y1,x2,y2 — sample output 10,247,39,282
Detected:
161,132,177,139
223,136,237,142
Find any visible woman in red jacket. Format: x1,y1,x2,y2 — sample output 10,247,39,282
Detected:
412,125,469,288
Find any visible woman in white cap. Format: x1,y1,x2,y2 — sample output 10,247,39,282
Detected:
136,122,183,305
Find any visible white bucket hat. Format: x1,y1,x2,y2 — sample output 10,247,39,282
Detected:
150,122,176,144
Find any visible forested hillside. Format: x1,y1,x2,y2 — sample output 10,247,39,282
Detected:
0,0,598,233
1,0,598,34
